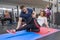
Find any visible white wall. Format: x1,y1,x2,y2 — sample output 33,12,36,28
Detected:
0,4,16,9
35,8,41,14
43,0,57,13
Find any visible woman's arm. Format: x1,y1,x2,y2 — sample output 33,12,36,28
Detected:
44,17,49,28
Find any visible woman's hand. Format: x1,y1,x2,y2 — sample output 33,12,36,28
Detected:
6,29,16,34
46,26,50,32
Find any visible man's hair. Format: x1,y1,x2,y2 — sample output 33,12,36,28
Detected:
20,5,25,9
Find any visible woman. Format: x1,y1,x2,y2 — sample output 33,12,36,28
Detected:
1,10,12,26
37,11,50,31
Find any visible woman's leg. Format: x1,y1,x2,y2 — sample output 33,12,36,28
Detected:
31,25,40,32
16,24,32,32
30,19,40,32
6,18,12,24
1,18,6,26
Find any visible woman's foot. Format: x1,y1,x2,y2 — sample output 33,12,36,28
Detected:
6,29,16,34
47,28,50,32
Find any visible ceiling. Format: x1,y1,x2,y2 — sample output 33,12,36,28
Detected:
0,0,50,8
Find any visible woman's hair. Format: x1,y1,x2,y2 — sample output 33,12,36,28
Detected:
5,10,8,13
40,11,46,17
36,14,40,18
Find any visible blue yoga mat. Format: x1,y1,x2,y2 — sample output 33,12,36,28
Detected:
0,30,42,40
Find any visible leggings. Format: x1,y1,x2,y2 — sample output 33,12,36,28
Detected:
16,19,40,32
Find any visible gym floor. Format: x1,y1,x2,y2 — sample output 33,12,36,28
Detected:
0,23,60,40
37,31,60,40
0,23,17,34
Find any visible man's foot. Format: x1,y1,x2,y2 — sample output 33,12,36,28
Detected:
6,29,16,34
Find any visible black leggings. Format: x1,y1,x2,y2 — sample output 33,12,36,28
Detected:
16,19,40,32
16,24,40,32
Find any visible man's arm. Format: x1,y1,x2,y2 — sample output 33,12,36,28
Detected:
16,17,22,30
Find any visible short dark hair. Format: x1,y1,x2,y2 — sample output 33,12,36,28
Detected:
20,5,25,9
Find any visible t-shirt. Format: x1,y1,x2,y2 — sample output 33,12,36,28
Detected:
45,8,50,14
4,13,10,18
20,8,33,23
45,8,51,18
37,16,47,26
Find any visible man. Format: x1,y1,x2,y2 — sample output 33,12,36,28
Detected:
7,5,40,33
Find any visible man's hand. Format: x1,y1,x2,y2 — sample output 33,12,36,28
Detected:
16,17,22,30
22,23,27,27
16,27,19,30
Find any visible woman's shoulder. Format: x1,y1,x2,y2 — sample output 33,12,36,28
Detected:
44,16,47,18
38,16,42,17
43,17,47,19
44,17,47,18
37,16,41,18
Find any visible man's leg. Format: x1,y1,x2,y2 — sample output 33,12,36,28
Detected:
1,19,4,26
31,25,40,32
6,24,31,34
16,24,31,32
30,19,40,32
7,18,13,24
9,18,13,24
19,24,40,32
